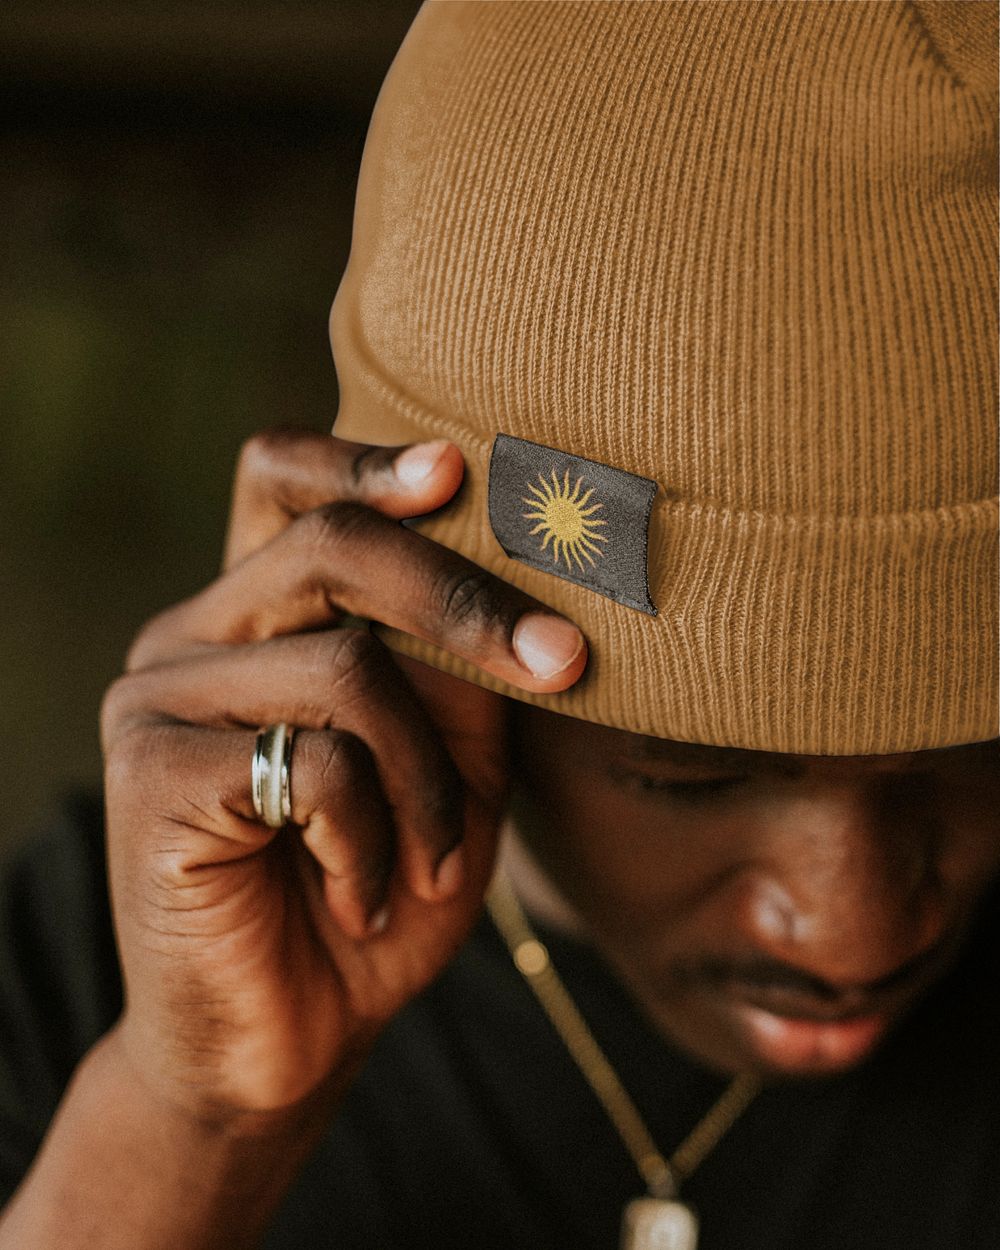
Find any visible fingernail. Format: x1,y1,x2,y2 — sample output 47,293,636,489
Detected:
513,614,585,680
434,845,465,898
369,905,390,936
394,440,451,489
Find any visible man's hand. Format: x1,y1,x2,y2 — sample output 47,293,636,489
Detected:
99,429,588,1124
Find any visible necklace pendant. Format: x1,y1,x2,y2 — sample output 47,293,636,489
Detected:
621,1196,699,1250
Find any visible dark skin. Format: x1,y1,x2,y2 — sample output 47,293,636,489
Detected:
510,707,1000,1078
96,430,586,1121
1,429,996,1249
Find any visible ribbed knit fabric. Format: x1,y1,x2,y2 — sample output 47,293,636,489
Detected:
330,0,999,755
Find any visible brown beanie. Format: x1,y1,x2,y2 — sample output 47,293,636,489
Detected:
330,0,999,756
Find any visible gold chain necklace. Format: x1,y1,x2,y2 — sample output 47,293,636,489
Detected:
486,872,762,1250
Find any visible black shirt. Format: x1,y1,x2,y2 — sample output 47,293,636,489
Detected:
1,795,998,1248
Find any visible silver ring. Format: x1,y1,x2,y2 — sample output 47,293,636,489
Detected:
252,723,295,828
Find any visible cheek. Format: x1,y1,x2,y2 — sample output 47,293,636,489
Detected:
517,761,741,935
936,794,1000,897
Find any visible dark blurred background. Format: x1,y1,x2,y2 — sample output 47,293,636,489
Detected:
1,1,423,850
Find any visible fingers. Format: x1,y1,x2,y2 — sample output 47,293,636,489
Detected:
111,427,579,951
291,730,396,936
136,428,588,697
103,629,465,913
223,429,465,570
105,720,399,941
133,503,588,691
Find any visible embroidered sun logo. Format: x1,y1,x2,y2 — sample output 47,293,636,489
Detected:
522,468,608,572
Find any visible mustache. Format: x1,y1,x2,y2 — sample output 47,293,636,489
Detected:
672,940,947,1003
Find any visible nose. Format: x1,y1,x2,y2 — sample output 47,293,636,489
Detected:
733,779,949,990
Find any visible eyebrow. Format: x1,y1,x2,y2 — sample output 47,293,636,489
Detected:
620,736,1000,775
622,738,800,775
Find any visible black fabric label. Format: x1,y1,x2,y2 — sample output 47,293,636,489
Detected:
487,434,657,615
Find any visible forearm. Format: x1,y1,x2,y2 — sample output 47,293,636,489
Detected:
0,1025,339,1250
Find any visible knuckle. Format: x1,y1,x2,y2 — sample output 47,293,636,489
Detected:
433,567,504,635
310,728,374,798
99,674,139,747
302,499,373,556
297,503,376,610
236,428,294,485
103,720,161,799
325,628,382,695
299,730,390,882
296,630,385,720
347,442,390,490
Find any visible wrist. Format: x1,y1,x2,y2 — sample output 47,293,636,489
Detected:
0,1024,348,1250
104,1015,359,1145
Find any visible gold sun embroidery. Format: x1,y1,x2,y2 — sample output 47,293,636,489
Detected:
522,468,609,572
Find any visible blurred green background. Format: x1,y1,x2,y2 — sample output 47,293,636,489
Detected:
1,1,422,849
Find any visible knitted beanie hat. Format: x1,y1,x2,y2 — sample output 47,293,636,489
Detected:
330,0,999,756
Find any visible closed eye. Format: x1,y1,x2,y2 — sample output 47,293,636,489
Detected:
608,765,747,801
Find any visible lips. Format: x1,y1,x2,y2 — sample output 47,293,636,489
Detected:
695,943,958,1072
726,981,892,1024
636,924,972,1078
734,1002,892,1072
708,979,896,1072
